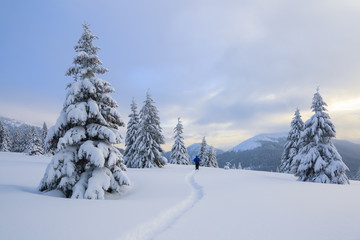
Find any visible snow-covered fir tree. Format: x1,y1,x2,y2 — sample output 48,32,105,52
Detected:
198,137,208,166
238,162,242,170
124,99,140,168
42,122,48,153
26,127,44,156
231,163,236,169
279,108,304,173
39,24,130,199
294,89,349,184
0,121,11,152
169,118,190,165
131,91,166,168
203,146,218,168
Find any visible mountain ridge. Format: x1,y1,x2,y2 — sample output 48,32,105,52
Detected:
229,132,287,152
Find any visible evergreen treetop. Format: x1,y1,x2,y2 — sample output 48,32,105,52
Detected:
66,24,107,79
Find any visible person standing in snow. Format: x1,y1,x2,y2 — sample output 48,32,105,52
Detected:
194,155,201,170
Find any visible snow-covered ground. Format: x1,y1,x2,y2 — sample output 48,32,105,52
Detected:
0,152,360,240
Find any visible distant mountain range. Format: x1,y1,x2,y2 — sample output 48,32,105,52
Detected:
216,132,360,180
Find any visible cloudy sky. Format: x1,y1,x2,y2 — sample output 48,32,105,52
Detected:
1,0,360,150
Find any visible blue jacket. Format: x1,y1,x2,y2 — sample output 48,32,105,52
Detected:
193,155,201,163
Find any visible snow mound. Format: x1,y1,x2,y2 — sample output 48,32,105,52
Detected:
230,132,287,152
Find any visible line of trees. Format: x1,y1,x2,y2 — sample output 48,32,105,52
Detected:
279,89,349,184
0,121,48,155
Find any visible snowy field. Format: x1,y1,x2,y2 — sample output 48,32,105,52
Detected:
0,153,360,240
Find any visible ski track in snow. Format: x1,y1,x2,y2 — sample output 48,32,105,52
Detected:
121,170,204,240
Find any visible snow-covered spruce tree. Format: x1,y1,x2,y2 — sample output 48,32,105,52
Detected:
124,99,140,168
203,146,218,168
39,24,130,199
132,91,166,168
294,89,349,184
279,108,304,173
169,118,190,165
42,122,48,153
198,137,208,166
238,162,242,170
26,127,44,156
0,121,11,152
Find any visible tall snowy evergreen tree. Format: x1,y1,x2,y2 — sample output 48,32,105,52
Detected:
198,137,208,166
0,121,11,152
42,122,48,153
279,108,304,173
294,89,349,184
39,24,130,199
203,146,218,168
132,91,166,168
26,127,44,156
169,118,190,165
124,99,140,167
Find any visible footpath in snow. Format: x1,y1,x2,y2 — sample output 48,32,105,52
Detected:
121,170,203,240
